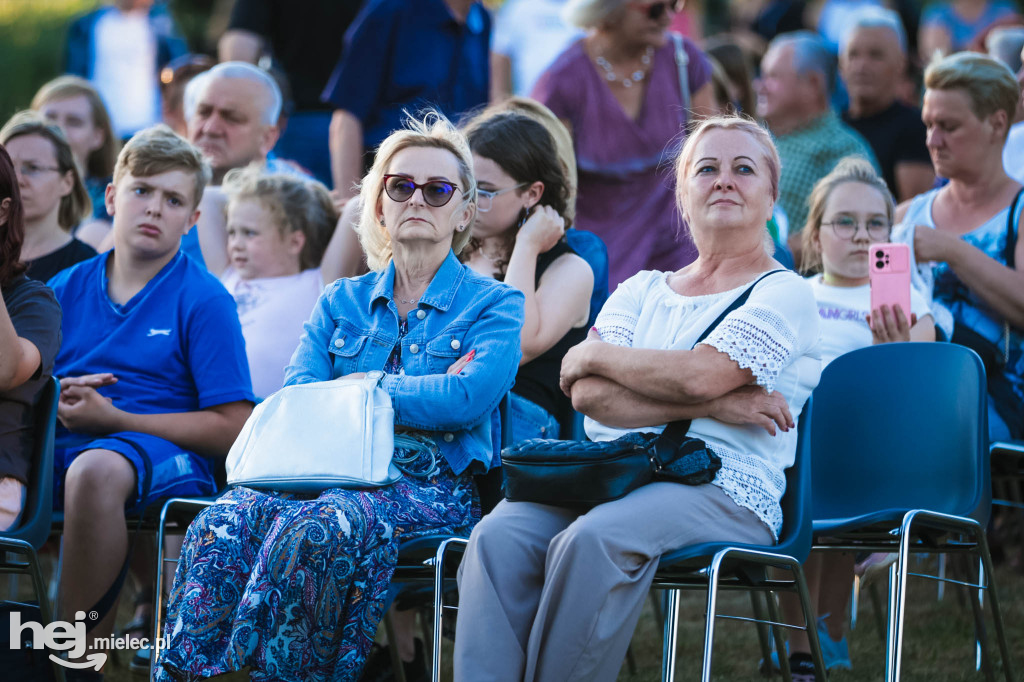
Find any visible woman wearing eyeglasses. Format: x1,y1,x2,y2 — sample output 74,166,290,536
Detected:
0,112,95,284
461,111,593,442
0,143,62,533
767,157,933,680
156,112,524,682
532,0,715,289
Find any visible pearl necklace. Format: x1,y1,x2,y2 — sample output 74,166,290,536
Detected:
595,46,654,88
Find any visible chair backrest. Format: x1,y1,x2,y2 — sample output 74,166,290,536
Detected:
3,376,59,548
565,228,609,328
810,343,989,524
657,398,814,567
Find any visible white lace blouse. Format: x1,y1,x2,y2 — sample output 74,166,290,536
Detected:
585,270,822,538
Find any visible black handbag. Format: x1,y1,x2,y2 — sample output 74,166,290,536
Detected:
501,271,783,510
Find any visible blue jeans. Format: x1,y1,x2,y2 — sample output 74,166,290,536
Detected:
509,393,560,444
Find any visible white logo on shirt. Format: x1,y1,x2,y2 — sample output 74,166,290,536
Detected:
147,328,172,337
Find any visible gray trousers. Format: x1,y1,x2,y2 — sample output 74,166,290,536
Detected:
454,482,774,682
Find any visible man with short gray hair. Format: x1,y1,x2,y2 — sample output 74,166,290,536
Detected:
840,9,934,203
756,31,877,263
184,61,284,185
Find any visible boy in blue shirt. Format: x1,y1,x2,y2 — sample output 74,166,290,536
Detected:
48,125,254,672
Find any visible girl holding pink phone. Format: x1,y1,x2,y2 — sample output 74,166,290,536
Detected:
766,158,935,680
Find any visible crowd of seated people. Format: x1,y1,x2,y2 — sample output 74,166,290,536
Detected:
0,0,1022,680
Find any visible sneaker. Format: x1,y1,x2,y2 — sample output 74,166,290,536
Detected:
759,614,851,673
815,614,852,671
788,653,819,682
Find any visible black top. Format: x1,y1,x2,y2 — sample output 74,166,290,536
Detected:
0,275,62,482
25,239,97,285
512,241,588,419
842,101,931,198
228,0,364,111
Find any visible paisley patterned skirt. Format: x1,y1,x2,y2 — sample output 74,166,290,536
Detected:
156,450,478,682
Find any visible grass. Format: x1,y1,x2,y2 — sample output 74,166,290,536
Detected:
86,554,1022,680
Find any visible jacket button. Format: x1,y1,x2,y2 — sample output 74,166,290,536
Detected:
409,344,420,354
334,338,345,348
416,309,426,320
443,432,454,442
450,339,461,350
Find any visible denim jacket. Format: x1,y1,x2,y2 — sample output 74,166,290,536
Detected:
285,250,525,474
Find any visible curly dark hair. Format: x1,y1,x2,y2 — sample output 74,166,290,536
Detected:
0,145,27,288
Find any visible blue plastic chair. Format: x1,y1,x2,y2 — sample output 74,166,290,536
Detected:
0,377,62,681
810,343,1014,682
652,402,826,682
565,227,609,328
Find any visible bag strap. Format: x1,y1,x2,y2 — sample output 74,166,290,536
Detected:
1005,187,1022,269
672,33,691,123
659,270,786,444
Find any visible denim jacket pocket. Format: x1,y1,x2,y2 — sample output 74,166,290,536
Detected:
425,324,471,374
327,327,369,376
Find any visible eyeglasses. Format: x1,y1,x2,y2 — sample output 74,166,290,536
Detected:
383,175,461,207
477,183,526,213
822,215,891,241
15,162,62,179
628,0,684,21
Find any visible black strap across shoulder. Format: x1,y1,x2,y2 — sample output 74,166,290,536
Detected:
658,270,786,446
1005,188,1022,269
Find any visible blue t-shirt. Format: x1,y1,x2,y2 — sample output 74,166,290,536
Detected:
321,0,491,152
48,250,254,447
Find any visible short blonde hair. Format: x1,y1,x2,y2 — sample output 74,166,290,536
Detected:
563,0,628,28
478,96,577,223
675,114,781,216
0,110,91,231
31,75,118,179
223,166,339,270
800,156,893,273
924,52,1020,135
113,125,211,209
357,112,476,271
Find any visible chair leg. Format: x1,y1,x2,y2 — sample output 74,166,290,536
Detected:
22,546,65,682
699,553,730,682
850,574,859,631
885,528,912,682
976,528,1016,682
749,591,774,676
965,556,996,682
661,588,681,682
762,591,792,682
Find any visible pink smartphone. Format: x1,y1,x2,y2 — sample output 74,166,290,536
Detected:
869,243,912,322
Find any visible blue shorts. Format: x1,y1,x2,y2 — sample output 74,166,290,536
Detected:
54,432,217,513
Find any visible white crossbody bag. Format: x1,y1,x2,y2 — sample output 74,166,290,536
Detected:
226,373,401,492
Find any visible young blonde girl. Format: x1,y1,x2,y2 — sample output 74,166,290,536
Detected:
203,167,338,399
775,157,934,681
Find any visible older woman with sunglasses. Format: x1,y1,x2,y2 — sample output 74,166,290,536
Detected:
156,113,524,682
532,0,715,288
